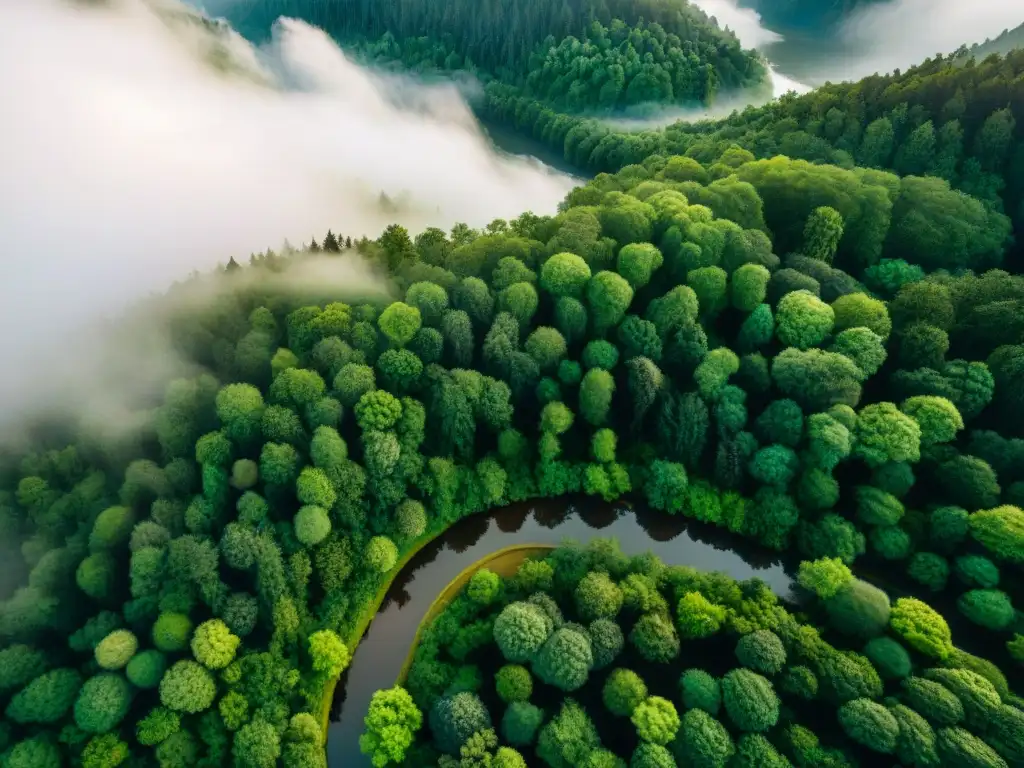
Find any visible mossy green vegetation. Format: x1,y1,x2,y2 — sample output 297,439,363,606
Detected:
377,539,1022,766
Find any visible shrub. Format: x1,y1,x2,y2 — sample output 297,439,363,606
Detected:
74,674,132,733
495,665,532,703
825,579,891,639
953,555,999,589
395,499,427,540
95,630,138,670
968,505,1024,565
673,708,734,767
542,253,592,298
360,686,422,767
838,698,899,754
493,602,552,663
467,569,500,605
863,637,912,680
126,650,166,689
907,552,949,592
308,630,351,676
901,396,963,445
630,612,681,663
632,696,680,745
365,536,399,573
5,668,82,725
159,660,216,714
574,571,624,621
889,703,938,767
735,631,786,675
957,589,1016,631
502,701,545,747
923,668,1001,728
6,737,62,768
429,692,491,755
190,619,240,670
233,717,281,768
680,669,721,714
586,618,624,670
676,592,726,640
901,676,964,726
732,734,791,768
604,668,648,717
153,612,192,653
797,557,852,599
537,699,600,767
294,505,332,547
721,669,779,733
936,727,1007,768
776,290,834,349
890,598,953,660
533,627,593,691
630,743,676,768
779,666,818,700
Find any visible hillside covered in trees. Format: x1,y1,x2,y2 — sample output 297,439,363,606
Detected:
204,0,768,112
3,136,1024,766
483,46,1024,262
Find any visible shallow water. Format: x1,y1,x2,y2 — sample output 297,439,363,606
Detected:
325,497,799,767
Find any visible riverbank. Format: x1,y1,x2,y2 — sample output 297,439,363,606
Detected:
316,526,443,741
395,544,556,684
324,497,798,767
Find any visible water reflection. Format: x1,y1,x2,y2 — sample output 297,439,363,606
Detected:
327,497,798,767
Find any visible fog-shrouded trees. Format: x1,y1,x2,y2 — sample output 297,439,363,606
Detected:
5,105,1024,768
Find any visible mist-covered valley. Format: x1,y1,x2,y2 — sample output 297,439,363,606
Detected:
2,1,1024,767
0,0,577,434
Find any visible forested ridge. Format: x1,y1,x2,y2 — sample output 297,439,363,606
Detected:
3,137,1024,767
483,46,1024,262
206,0,768,111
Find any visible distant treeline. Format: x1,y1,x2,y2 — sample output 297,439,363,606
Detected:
482,47,1024,260
205,0,767,110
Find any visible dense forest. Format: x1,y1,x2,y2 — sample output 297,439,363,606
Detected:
386,539,1023,766
4,1,1024,766
3,138,1024,766
482,47,1024,261
205,0,768,111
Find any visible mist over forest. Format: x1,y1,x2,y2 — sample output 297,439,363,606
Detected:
2,3,1024,768
0,0,575,430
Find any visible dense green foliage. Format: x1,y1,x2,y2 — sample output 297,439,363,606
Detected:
484,48,1024,265
388,539,1021,765
211,0,767,113
4,18,1024,763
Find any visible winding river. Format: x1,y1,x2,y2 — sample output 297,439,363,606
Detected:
325,497,800,767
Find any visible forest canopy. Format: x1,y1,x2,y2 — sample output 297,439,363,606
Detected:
2,139,1023,766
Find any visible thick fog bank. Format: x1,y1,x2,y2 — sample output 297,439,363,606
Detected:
0,0,576,438
699,0,1022,87
838,0,1024,76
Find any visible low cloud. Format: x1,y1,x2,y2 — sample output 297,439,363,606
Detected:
0,0,577,438
833,0,1022,81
